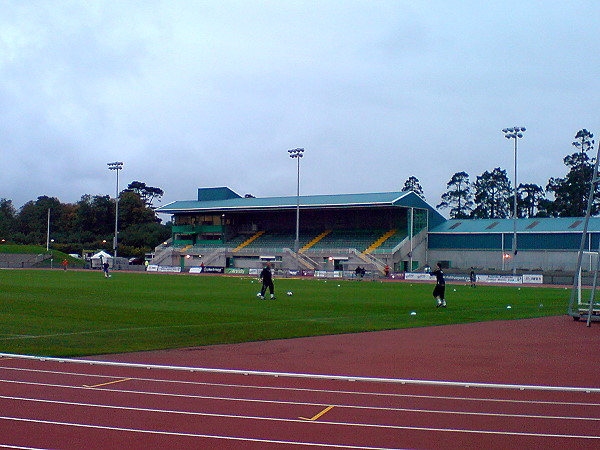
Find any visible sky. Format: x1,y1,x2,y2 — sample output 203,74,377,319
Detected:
1,0,599,217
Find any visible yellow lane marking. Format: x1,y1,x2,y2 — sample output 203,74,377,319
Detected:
83,378,132,388
299,405,335,421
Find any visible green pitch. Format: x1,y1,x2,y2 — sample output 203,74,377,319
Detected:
0,270,568,357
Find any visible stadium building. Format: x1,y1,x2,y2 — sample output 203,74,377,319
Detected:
155,187,600,275
429,217,600,274
155,187,445,273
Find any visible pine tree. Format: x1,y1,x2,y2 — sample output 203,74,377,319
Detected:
437,172,473,219
401,176,425,199
518,183,546,218
546,129,597,217
471,168,512,219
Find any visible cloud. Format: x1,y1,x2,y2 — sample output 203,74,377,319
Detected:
0,0,599,214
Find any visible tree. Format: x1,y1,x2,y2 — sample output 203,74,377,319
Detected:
0,180,169,256
437,172,473,219
118,190,156,227
518,183,546,218
118,222,171,250
15,196,63,243
127,181,164,208
534,197,554,218
546,129,597,217
0,199,16,239
401,176,425,199
74,194,114,241
471,168,512,218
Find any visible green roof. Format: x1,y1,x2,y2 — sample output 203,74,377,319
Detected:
159,191,413,212
429,217,600,233
157,189,446,226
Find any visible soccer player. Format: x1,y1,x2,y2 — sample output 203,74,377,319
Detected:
430,262,446,307
259,263,276,300
102,262,111,278
469,268,477,288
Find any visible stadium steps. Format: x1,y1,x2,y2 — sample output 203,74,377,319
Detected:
375,229,408,250
355,249,387,274
300,230,332,253
232,230,265,253
179,244,193,253
363,229,397,255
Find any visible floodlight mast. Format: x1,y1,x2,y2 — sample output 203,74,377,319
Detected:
502,127,526,274
107,161,123,258
288,148,304,271
568,135,600,325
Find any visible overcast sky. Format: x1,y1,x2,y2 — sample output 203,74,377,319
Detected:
2,1,599,216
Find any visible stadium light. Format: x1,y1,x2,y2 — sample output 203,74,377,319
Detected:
46,208,51,251
107,161,124,258
288,148,304,270
502,127,525,273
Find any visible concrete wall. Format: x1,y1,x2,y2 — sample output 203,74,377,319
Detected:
427,249,585,272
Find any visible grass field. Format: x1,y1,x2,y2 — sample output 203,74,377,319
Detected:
0,269,570,357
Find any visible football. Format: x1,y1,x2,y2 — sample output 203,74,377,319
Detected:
286,291,293,296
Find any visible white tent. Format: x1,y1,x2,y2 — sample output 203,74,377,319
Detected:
90,251,113,268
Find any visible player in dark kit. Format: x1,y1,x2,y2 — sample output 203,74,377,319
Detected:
430,262,446,307
469,268,477,288
259,263,276,300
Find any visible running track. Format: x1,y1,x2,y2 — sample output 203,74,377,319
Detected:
1,316,599,449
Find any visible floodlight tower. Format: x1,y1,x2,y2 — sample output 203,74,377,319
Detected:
502,127,525,273
107,161,123,257
288,148,304,270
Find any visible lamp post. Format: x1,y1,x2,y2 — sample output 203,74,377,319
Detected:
502,127,525,273
46,208,51,251
288,148,304,271
107,161,123,258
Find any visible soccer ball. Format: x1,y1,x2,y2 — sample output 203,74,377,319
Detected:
256,293,262,298
286,291,293,296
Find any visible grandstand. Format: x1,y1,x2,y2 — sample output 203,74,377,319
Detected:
155,187,445,273
153,187,600,276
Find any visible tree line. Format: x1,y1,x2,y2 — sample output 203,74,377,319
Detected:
402,129,598,219
0,129,596,255
0,181,171,258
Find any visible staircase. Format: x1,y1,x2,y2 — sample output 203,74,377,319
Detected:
300,230,332,253
285,248,319,270
151,246,178,266
232,231,265,253
353,249,387,274
363,229,397,255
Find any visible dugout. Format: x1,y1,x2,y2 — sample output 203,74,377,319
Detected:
155,187,445,273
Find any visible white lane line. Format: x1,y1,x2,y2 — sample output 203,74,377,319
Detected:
1,366,600,408
1,381,599,423
0,416,395,450
3,352,599,393
1,413,599,441
0,444,48,450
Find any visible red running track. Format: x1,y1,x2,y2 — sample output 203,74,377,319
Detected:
0,315,599,449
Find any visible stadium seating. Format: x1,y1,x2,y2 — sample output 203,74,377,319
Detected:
185,228,408,255
370,229,408,251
